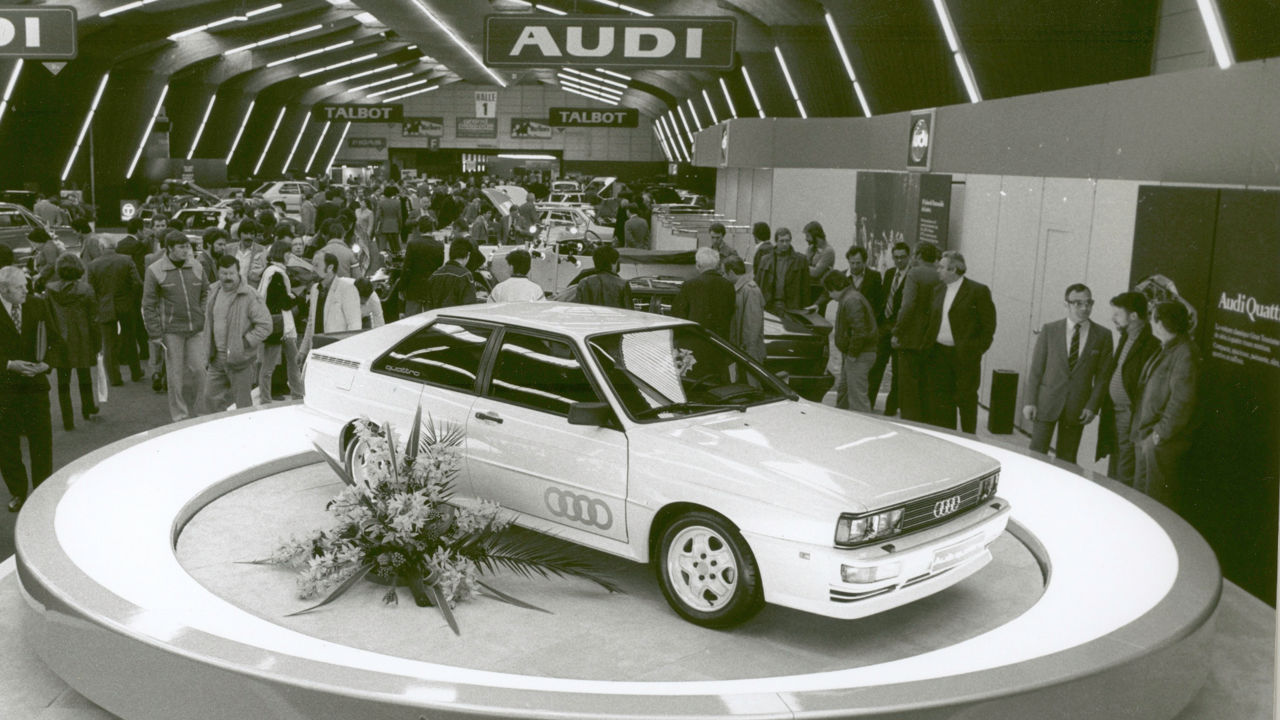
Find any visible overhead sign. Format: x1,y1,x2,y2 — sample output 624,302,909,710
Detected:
907,108,935,171
348,137,387,150
402,117,443,137
119,200,139,221
548,107,638,128
485,16,736,70
457,116,497,139
319,104,403,123
0,8,77,60
511,118,552,139
475,91,497,119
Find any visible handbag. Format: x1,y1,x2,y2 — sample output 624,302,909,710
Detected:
92,353,109,405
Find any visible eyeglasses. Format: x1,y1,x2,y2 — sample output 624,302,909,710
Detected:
1067,300,1094,308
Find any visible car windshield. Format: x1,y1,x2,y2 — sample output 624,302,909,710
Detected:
250,183,272,197
587,325,793,421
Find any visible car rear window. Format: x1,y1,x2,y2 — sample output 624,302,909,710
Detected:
373,321,493,393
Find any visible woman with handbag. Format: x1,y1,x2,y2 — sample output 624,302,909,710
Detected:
256,241,304,403
45,254,100,429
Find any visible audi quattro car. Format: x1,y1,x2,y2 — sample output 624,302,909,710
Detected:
302,302,1011,628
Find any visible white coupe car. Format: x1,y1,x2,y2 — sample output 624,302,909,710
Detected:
302,303,1010,628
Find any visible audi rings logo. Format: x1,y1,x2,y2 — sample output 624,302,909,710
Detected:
933,495,962,519
545,488,613,530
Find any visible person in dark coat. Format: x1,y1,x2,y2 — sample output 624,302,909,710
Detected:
576,245,633,309
1096,291,1161,484
1132,301,1199,507
891,241,942,424
672,248,736,339
0,266,56,512
114,219,152,366
87,235,143,386
424,241,477,309
868,241,911,413
399,217,446,315
755,228,808,314
922,250,996,434
45,255,100,430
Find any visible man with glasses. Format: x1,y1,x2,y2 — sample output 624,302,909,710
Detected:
1022,283,1114,464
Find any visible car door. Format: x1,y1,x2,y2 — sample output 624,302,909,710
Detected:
0,208,30,256
280,183,302,214
467,328,629,544
364,319,496,498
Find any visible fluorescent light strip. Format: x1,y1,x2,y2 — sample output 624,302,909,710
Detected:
324,62,398,86
350,71,415,93
662,114,689,162
60,71,109,182
299,52,379,78
825,11,872,117
325,122,352,174
168,3,282,40
686,98,703,130
186,93,216,160
595,68,631,81
718,77,737,119
954,52,981,103
657,114,681,161
368,78,429,98
558,79,622,101
930,0,981,102
227,24,324,55
100,0,162,18
1195,0,1235,69
701,89,719,125
305,121,331,172
226,99,256,163
407,0,507,87
536,4,567,15
561,67,628,90
126,84,169,178
497,153,556,160
556,73,623,99
651,121,673,162
382,84,439,103
586,0,652,17
266,40,354,69
773,46,807,119
0,59,23,131
281,111,311,173
253,107,287,176
675,105,695,148
741,66,764,118
559,84,619,106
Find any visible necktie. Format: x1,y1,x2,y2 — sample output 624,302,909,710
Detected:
11,303,20,335
1068,322,1080,371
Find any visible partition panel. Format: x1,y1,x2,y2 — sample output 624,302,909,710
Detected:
770,168,859,262
989,176,1044,422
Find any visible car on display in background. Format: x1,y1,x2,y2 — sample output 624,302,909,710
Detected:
251,180,318,215
548,191,591,207
172,207,233,243
537,204,615,244
551,179,581,194
302,303,1011,628
0,202,83,266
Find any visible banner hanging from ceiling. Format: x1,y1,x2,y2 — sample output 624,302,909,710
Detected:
484,16,736,70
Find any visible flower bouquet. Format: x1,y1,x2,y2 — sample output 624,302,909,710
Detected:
261,406,620,634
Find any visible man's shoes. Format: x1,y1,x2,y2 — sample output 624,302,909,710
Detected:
130,371,145,382
110,379,124,387
83,405,100,419
8,495,24,512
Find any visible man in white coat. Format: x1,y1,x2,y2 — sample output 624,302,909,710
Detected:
300,252,362,358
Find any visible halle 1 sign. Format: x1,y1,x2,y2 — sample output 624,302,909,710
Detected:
485,16,735,70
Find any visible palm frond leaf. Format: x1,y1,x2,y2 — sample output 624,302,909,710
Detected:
467,533,623,594
403,404,424,467
426,583,460,635
311,441,355,487
382,420,400,485
476,580,552,614
285,563,373,617
421,417,466,453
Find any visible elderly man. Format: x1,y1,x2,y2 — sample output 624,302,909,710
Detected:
0,266,54,512
204,256,271,411
724,256,765,362
923,250,996,433
142,231,210,422
673,247,736,339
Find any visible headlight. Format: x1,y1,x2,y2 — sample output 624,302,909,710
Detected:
979,471,999,500
835,508,903,547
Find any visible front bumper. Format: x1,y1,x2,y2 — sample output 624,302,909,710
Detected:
745,497,1012,620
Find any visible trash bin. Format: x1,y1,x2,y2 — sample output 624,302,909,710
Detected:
988,369,1018,435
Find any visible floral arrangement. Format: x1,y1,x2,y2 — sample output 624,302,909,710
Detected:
261,406,620,634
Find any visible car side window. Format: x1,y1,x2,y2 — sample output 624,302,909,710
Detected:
487,331,600,416
374,321,493,393
0,212,19,228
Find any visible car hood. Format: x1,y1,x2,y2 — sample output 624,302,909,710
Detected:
632,400,999,514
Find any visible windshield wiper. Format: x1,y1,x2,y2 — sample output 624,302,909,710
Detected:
634,402,747,420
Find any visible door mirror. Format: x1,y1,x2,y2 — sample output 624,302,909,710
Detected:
567,401,614,427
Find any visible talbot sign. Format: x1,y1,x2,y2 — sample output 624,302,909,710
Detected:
485,16,735,70
548,107,638,128
319,104,403,123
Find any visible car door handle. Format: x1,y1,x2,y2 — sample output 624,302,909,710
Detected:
475,410,504,424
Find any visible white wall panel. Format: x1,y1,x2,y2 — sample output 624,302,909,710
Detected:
1086,180,1141,302
769,169,859,264
749,169,774,229
987,176,1044,416
955,175,1002,285
1033,178,1098,331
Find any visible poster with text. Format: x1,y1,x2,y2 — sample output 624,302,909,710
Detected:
457,117,498,139
854,171,950,272
402,117,444,137
511,118,552,139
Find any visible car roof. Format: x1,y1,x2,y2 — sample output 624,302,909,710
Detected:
0,203,31,212
438,301,691,338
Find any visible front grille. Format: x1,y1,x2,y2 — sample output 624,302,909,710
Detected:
311,353,359,369
899,473,993,534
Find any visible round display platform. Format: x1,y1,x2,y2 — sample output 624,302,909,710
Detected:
16,405,1220,720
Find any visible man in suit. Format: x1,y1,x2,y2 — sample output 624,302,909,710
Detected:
0,266,54,512
845,246,883,313
1133,301,1199,507
923,250,996,433
869,241,911,413
891,242,942,423
1096,291,1161,484
1022,283,1115,464
673,248,737,339
299,252,363,358
398,217,445,316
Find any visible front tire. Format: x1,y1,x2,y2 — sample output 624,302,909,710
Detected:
656,511,764,628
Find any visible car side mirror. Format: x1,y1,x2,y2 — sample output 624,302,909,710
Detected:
567,401,614,428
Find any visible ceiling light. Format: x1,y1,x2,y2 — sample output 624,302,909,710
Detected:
561,67,628,90
407,0,507,87
100,0,162,18
61,71,108,182
299,52,379,78
558,77,622,100
1194,0,1235,69
253,106,287,176
353,12,380,26
168,3,282,40
127,84,169,178
305,121,331,172
325,122,352,174
560,84,618,106
701,89,719,125
351,72,415,93
586,0,652,17
186,92,217,160
324,63,399,86
369,78,429,98
930,0,981,102
662,113,689,161
226,99,256,163
675,105,695,147
556,72,623,98
266,40,355,69
226,24,323,55
0,59,23,132
497,153,557,160
718,77,737,119
686,98,704,130
741,66,764,118
281,111,311,174
536,4,567,15
825,11,872,117
773,46,806,119
383,85,440,103
595,68,631,81
651,121,673,162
